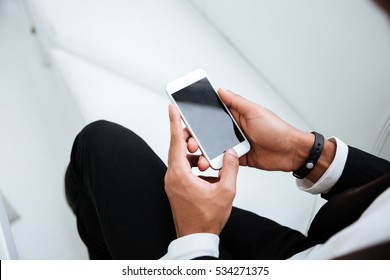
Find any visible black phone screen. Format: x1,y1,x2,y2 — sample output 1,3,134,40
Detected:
172,77,245,159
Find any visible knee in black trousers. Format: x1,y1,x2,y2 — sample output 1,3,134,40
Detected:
65,120,176,259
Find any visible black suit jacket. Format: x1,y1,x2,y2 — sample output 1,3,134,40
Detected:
308,147,390,242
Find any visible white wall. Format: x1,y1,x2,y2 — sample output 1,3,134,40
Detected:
191,0,390,159
0,0,88,259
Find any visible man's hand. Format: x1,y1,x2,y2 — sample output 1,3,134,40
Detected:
217,88,312,172
194,88,336,183
164,104,239,238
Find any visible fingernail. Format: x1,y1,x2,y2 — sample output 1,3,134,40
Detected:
227,148,238,158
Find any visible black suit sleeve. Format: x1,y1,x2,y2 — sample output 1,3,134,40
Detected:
322,146,390,200
307,146,390,244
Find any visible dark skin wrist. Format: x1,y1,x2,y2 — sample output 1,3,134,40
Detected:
293,132,336,183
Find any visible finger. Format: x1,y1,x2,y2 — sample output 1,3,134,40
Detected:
218,149,239,192
168,104,189,169
218,88,253,115
187,154,210,171
197,156,210,171
187,137,199,153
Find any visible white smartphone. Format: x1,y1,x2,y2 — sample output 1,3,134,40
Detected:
165,69,250,170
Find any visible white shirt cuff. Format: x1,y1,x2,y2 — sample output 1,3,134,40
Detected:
160,233,219,260
296,137,348,195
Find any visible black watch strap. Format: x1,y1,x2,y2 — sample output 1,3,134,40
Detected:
293,132,325,179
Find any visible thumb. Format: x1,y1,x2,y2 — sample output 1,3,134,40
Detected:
218,88,252,115
219,149,239,189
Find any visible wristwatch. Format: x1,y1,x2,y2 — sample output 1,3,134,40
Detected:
293,131,324,179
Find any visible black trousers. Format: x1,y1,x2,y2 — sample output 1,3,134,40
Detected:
65,121,316,260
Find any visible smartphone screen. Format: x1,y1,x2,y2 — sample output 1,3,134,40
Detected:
172,77,245,160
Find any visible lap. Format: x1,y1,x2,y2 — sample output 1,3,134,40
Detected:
66,120,176,259
66,120,309,259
